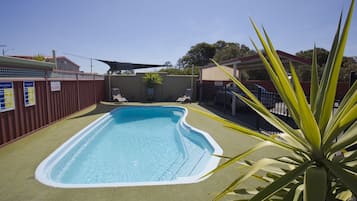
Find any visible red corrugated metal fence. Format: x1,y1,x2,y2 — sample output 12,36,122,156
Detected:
0,79,104,147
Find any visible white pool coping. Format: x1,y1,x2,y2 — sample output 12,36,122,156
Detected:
35,106,223,188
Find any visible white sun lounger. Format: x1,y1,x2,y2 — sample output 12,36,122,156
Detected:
176,88,192,103
112,88,128,102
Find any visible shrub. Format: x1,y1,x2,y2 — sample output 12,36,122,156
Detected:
143,73,163,88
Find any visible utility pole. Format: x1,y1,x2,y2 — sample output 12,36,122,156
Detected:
0,45,14,56
0,44,7,56
90,58,93,73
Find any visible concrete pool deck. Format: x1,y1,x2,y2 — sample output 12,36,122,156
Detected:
0,102,285,201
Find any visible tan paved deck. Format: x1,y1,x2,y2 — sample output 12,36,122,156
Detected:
0,102,284,201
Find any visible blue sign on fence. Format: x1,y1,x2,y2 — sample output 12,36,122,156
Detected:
0,82,15,112
24,81,36,107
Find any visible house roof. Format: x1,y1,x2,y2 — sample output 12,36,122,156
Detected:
203,50,311,70
46,56,80,68
0,56,55,70
11,55,80,68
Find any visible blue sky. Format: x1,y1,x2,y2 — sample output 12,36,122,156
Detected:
1,0,356,74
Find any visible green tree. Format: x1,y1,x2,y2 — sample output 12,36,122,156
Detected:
177,42,216,67
159,66,199,75
296,48,356,81
213,41,255,62
177,40,255,68
296,48,329,67
296,48,330,80
163,61,173,67
340,57,357,81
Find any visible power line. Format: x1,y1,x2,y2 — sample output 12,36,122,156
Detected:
64,52,92,60
64,52,94,73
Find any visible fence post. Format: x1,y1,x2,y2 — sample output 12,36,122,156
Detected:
223,84,226,113
199,69,203,103
93,74,96,104
76,73,80,110
256,87,262,131
45,71,52,123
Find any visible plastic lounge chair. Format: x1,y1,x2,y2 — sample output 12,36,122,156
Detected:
176,88,192,103
112,88,128,102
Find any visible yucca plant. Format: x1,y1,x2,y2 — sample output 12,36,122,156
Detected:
192,1,356,200
143,72,163,100
143,72,163,88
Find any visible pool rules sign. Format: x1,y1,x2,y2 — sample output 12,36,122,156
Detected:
24,81,36,107
0,82,15,112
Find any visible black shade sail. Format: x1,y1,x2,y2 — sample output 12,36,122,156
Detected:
97,59,165,72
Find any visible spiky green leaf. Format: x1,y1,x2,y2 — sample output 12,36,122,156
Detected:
329,122,357,154
304,166,327,201
214,158,294,201
317,0,355,133
250,162,312,201
202,141,273,179
323,82,357,146
290,65,321,150
322,158,357,195
310,45,319,110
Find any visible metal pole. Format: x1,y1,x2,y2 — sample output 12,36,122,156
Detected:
90,58,93,73
0,44,7,56
191,64,194,90
232,63,238,116
199,67,203,102
108,71,112,101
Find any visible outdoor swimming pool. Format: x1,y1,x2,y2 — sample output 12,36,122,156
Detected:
35,106,222,188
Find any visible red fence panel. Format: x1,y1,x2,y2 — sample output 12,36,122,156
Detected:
0,79,104,147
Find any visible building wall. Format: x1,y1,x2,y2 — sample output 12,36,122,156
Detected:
201,66,234,81
46,57,80,72
56,58,80,71
105,73,198,101
0,78,104,147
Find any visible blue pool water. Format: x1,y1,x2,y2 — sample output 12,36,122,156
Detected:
36,106,222,188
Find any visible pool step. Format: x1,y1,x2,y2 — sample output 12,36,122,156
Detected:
158,145,209,181
157,155,185,181
158,122,212,181
175,137,209,177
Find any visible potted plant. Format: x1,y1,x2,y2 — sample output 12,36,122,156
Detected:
143,72,163,101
